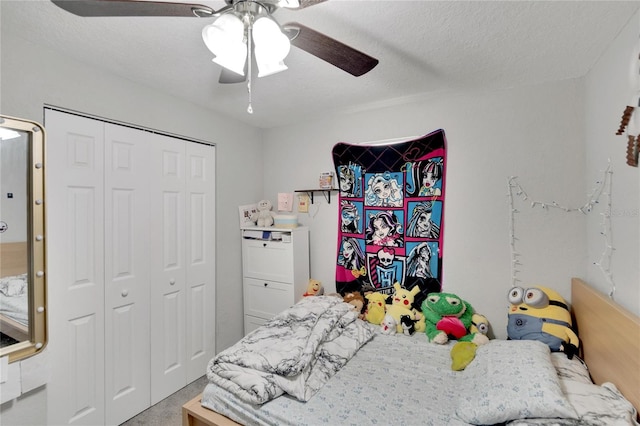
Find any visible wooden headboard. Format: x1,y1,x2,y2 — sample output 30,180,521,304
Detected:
571,277,640,415
0,241,27,277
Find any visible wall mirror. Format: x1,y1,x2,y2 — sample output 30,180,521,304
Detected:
0,115,47,362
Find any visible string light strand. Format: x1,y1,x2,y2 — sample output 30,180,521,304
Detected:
507,162,615,298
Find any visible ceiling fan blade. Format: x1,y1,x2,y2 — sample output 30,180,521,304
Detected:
283,22,378,77
50,0,215,17
297,0,328,9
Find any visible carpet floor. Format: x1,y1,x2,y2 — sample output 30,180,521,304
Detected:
119,375,208,426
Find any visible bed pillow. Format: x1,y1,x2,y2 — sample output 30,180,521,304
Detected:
550,352,592,384
0,274,27,297
507,381,639,426
455,340,578,425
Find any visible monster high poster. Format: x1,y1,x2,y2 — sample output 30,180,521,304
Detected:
332,129,446,302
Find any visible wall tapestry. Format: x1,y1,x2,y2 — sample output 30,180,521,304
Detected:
332,129,447,302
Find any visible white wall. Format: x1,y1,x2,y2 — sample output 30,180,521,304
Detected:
584,10,640,316
263,79,588,340
0,32,263,424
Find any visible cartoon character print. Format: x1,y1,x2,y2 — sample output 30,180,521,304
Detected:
365,210,404,247
418,158,443,196
406,241,439,279
406,201,441,239
365,172,403,207
367,247,405,291
340,200,362,234
337,163,363,198
337,236,366,278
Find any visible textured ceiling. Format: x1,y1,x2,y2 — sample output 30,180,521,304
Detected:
2,1,639,128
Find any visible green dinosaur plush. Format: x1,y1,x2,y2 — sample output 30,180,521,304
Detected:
421,292,489,345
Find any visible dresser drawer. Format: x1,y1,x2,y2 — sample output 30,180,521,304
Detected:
243,277,294,320
243,315,268,335
242,239,294,283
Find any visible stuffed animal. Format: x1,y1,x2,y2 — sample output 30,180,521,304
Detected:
450,341,478,371
343,291,365,320
303,279,323,297
386,283,426,334
400,315,417,335
507,286,579,359
364,292,388,325
470,313,490,336
380,314,397,334
421,292,489,345
250,199,275,227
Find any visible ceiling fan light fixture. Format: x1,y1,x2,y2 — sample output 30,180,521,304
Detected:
0,128,21,140
212,46,247,76
278,0,300,8
202,13,247,75
253,16,291,77
256,60,288,78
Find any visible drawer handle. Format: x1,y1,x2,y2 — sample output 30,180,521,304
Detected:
264,282,268,287
263,243,267,247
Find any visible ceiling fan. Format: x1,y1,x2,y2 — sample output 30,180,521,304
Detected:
50,0,379,83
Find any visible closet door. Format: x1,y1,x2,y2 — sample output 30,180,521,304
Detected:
185,142,216,382
149,133,187,404
103,124,151,425
46,110,106,425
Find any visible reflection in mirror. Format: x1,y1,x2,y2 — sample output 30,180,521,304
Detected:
0,115,47,362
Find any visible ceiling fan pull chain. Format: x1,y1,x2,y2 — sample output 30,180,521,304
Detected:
247,20,254,114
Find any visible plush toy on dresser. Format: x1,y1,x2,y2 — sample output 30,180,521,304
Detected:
250,199,275,227
507,286,579,359
421,292,489,345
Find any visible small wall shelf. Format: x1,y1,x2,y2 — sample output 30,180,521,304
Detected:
295,189,338,204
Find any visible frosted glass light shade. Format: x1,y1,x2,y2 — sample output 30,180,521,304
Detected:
202,14,247,76
253,17,291,77
0,128,21,140
256,60,288,77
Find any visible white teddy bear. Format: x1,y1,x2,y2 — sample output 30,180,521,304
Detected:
250,199,275,227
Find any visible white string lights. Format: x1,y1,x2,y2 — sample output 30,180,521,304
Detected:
507,162,616,298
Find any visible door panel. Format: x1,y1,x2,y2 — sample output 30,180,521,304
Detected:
46,110,106,425
185,143,216,381
104,123,151,425
150,134,187,404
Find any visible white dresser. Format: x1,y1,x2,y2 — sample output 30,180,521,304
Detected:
241,226,310,335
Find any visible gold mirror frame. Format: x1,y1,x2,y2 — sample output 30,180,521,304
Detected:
0,115,47,362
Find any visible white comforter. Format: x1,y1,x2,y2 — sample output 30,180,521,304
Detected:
207,295,375,405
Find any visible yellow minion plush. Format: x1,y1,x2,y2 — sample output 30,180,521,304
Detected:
507,286,579,359
470,313,490,336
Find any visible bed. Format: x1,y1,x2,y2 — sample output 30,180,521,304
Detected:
0,273,29,343
183,278,640,425
0,241,29,343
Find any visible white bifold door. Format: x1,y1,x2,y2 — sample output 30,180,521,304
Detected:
45,109,215,425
